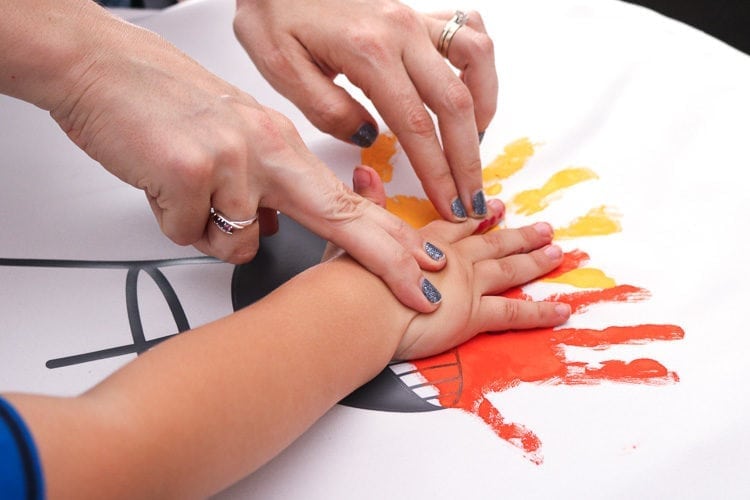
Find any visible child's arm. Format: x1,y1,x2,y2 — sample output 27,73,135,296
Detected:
4,215,567,498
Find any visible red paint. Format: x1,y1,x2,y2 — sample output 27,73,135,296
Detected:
411,248,685,463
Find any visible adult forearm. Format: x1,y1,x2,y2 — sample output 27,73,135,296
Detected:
0,0,124,110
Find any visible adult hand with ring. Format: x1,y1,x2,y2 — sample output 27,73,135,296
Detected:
234,0,498,222
3,0,449,312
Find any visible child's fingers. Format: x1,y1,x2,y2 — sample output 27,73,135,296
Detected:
476,296,571,332
352,165,387,209
473,244,564,295
421,198,504,243
455,221,554,263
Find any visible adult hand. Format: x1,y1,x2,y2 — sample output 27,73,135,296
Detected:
44,4,445,312
234,0,498,221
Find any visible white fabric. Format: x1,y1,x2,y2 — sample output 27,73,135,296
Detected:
1,0,749,498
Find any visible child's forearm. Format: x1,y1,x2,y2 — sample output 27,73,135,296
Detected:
6,256,415,498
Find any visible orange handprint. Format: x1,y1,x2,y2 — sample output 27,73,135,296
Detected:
411,250,684,464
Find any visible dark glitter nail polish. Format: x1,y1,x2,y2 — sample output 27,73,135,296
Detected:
421,278,442,304
451,198,467,219
472,190,487,217
350,123,378,148
424,242,445,261
478,130,485,144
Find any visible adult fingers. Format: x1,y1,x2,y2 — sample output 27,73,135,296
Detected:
402,35,485,218
455,222,555,263
234,26,379,148
195,167,261,264
428,10,498,134
473,244,564,295
350,53,466,222
266,149,447,312
476,297,571,332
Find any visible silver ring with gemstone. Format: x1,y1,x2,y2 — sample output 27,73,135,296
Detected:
210,207,258,235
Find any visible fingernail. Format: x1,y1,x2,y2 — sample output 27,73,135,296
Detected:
421,278,442,304
478,130,485,144
471,190,487,217
487,198,505,216
350,123,378,148
555,303,571,317
533,222,553,237
424,242,445,261
451,198,467,219
352,166,372,191
544,244,562,259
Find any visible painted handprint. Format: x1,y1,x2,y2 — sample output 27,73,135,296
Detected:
341,135,685,464
410,249,684,464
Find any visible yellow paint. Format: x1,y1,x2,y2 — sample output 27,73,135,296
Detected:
386,196,440,229
555,206,622,239
511,167,598,215
486,184,503,196
482,138,536,193
361,132,397,182
544,268,616,289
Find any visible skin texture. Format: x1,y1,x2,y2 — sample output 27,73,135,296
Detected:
4,170,569,498
0,0,479,313
234,0,498,221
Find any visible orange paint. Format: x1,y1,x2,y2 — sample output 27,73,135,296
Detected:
385,196,440,229
361,132,398,182
411,252,683,464
413,307,683,463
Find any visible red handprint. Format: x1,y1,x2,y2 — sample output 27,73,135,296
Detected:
411,250,684,464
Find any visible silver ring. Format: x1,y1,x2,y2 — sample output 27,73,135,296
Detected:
210,207,258,235
437,11,469,58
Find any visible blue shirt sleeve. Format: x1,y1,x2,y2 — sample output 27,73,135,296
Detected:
0,397,44,500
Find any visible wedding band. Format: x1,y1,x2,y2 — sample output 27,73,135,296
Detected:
210,207,258,235
437,11,469,58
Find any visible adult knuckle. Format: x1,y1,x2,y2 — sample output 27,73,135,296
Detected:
381,3,420,30
312,97,349,132
442,80,474,116
164,149,213,190
403,106,435,138
226,241,260,264
325,183,366,223
256,47,295,80
469,32,494,59
164,225,194,247
350,29,390,66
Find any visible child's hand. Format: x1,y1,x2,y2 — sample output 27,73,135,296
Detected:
396,218,569,360
342,165,570,360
